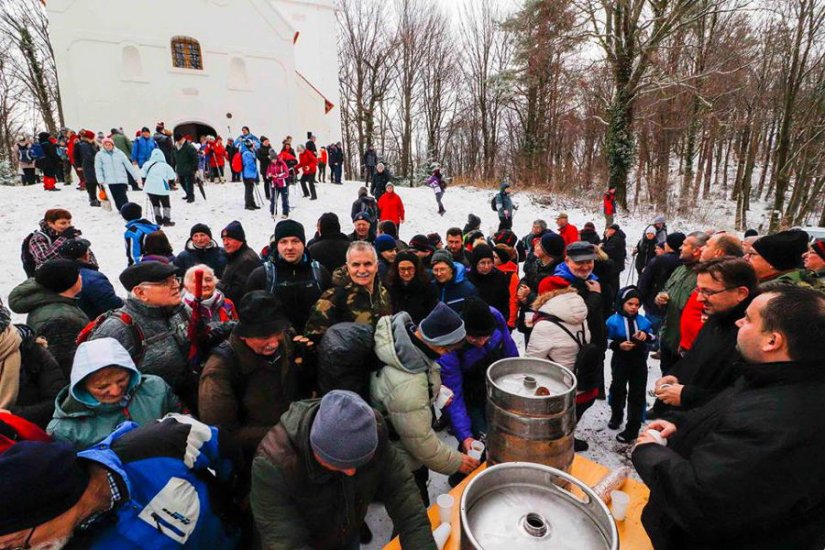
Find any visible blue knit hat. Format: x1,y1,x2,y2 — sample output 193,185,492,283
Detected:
374,234,396,254
419,302,466,346
310,390,378,470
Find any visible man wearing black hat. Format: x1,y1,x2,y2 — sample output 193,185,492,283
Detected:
88,261,196,406
174,223,228,278
408,233,435,265
748,229,815,287
200,291,304,461
247,220,331,334
8,258,88,377
173,132,199,202
0,416,241,549
467,244,512,320
251,390,436,549
350,211,376,243
307,212,351,274
218,220,261,305
58,238,123,319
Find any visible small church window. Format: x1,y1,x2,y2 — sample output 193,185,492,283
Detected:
171,36,203,70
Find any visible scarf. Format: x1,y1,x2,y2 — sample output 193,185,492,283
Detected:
0,326,23,409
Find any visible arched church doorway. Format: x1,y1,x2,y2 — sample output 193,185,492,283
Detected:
173,122,218,142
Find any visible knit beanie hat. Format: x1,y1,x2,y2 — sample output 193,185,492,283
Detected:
752,230,809,270
310,390,378,470
35,259,80,293
0,441,90,536
540,232,565,257
190,223,212,238
666,232,686,252
462,297,497,337
58,238,91,260
395,250,418,267
374,234,396,254
493,243,512,264
743,228,758,238
221,220,246,243
812,239,825,262
471,243,494,268
409,234,434,253
427,233,442,248
492,229,517,248
236,291,290,337
653,215,666,225
120,202,142,221
419,302,466,346
463,213,481,234
616,285,641,311
318,212,341,235
273,219,306,245
431,250,455,271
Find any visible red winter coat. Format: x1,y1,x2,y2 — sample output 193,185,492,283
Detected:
679,289,704,352
297,149,317,175
497,261,520,328
558,223,579,247
377,191,405,225
603,191,616,215
209,142,227,167
67,134,79,167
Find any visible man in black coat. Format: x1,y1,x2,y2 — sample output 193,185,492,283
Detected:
217,221,262,305
637,232,684,334
246,220,331,333
307,213,351,274
601,223,627,272
650,257,757,416
633,286,825,550
257,136,273,200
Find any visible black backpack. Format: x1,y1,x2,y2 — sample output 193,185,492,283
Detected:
490,195,498,212
533,312,601,391
21,231,48,278
263,259,324,294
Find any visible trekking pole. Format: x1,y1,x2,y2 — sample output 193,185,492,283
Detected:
254,183,265,207
144,194,155,224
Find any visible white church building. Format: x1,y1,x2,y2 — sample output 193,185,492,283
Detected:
46,0,342,144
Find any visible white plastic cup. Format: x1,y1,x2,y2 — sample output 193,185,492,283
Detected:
646,429,667,446
468,440,485,460
610,490,630,521
437,493,454,525
433,522,452,550
434,385,454,409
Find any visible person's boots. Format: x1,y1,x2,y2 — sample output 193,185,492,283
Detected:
608,410,623,430
616,425,640,444
162,208,175,226
153,206,163,224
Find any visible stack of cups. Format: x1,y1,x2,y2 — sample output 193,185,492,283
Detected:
434,494,454,549
468,440,485,460
610,490,630,521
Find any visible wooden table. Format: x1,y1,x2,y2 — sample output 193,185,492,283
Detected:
384,455,652,549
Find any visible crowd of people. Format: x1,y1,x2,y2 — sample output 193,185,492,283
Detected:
3,128,825,548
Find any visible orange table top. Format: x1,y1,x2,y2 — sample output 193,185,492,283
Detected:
384,455,652,549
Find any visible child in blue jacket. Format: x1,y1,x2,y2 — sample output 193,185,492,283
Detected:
606,286,655,443
121,202,159,266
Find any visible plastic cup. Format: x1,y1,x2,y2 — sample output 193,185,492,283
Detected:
646,429,667,446
433,522,452,550
610,490,630,521
468,440,485,460
434,385,454,409
437,493,454,525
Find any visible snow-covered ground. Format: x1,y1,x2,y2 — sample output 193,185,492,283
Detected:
1,178,710,548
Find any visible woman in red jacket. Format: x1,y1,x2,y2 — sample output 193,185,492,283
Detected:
296,144,318,200
208,137,227,182
377,183,405,226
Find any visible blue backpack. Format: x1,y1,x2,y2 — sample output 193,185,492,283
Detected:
29,142,44,161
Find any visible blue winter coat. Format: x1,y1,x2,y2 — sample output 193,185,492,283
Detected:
124,218,160,266
131,136,157,167
75,416,239,549
434,263,478,313
242,149,258,179
606,310,655,344
77,262,123,319
439,307,518,442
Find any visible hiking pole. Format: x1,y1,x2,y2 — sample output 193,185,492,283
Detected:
144,194,155,224
253,183,265,207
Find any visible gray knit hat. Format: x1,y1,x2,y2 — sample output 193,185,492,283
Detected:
310,390,378,470
419,302,466,346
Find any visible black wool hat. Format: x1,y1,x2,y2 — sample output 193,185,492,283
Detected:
615,285,642,311
752,229,809,271
119,261,179,291
666,232,686,252
540,232,565,257
493,244,512,264
744,228,758,238
0,441,90,536
427,233,442,247
58,238,91,260
462,297,497,337
419,302,466,346
190,223,212,238
273,219,306,245
318,212,341,235
471,243,494,268
395,250,418,266
236,290,290,338
120,202,142,222
221,220,246,243
35,259,80,293
409,234,434,253
492,229,517,248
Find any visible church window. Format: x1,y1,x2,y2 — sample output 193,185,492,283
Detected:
171,36,203,70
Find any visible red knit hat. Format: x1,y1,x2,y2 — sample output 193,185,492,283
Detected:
812,240,825,262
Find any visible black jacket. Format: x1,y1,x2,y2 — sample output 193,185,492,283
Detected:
76,141,99,184
153,132,174,165
316,322,377,399
173,239,228,278
638,253,681,316
36,136,60,177
257,145,272,175
371,170,392,199
308,233,351,274
387,278,439,324
8,331,67,428
633,360,825,550
602,229,627,272
579,228,601,245
246,253,332,333
635,236,659,274
218,245,262,305
467,268,511,321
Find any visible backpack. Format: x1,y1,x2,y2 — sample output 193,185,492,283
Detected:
21,230,48,278
18,146,34,164
533,312,601,391
231,152,242,173
264,259,324,295
360,199,378,222
490,195,498,212
29,142,44,161
76,310,146,363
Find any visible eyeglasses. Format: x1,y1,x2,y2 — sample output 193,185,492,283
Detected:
139,276,181,289
695,286,737,297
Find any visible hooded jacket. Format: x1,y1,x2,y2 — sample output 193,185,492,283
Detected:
496,260,520,328
141,148,177,196
124,218,160,266
370,313,464,474
377,190,405,225
174,238,228,278
635,227,659,273
495,185,514,219
95,146,141,185
434,262,478,313
525,291,591,372
47,338,180,449
251,399,436,550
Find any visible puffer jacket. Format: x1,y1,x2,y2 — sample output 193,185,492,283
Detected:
47,338,181,449
75,140,99,185
174,238,228,278
439,307,519,442
525,291,591,372
124,218,160,266
95,147,141,184
370,313,463,474
434,262,478,313
377,191,405,225
496,260,520,328
242,148,257,179
8,278,89,377
251,399,436,550
141,148,176,196
131,135,157,167
76,261,124,319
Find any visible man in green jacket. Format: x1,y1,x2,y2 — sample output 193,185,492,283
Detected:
251,391,436,550
749,229,815,288
173,132,199,203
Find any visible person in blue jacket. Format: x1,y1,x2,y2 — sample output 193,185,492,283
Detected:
0,415,240,549
120,202,160,266
241,139,259,210
605,285,655,444
58,239,123,319
430,249,478,313
130,126,157,168
439,297,518,464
